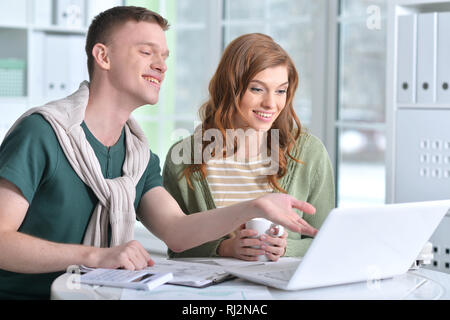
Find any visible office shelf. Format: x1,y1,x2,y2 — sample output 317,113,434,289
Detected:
0,24,28,30
0,97,28,105
386,0,450,275
0,0,124,143
397,103,450,109
31,25,88,35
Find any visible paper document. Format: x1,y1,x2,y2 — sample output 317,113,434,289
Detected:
147,258,234,288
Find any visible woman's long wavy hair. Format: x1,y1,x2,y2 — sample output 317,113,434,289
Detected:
182,33,302,193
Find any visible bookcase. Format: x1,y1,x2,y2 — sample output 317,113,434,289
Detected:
0,0,123,141
386,0,450,273
0,0,170,255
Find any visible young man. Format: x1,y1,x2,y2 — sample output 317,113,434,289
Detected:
0,6,317,300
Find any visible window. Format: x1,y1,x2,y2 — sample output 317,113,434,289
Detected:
128,0,388,209
334,0,387,207
222,0,327,128
130,0,329,164
130,0,214,160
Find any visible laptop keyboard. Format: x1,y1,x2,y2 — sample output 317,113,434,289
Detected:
257,269,296,282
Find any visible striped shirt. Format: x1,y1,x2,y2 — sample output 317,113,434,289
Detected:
206,156,275,208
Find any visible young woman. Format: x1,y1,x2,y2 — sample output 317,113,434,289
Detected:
163,33,335,262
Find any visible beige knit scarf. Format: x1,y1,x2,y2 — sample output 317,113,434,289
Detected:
5,81,150,248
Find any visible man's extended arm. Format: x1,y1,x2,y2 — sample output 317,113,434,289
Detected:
137,186,317,254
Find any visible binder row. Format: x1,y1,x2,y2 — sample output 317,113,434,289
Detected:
42,34,88,102
397,12,450,105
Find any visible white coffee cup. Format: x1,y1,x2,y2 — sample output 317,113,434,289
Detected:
245,218,284,262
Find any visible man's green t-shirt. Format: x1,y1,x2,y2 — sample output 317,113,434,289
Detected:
0,114,162,300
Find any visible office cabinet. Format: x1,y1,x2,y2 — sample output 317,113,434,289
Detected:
0,0,124,133
394,109,450,202
387,0,450,274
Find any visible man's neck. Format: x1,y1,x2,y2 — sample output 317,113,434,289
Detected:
84,80,135,147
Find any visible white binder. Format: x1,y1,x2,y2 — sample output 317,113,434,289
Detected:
397,14,417,104
44,34,88,101
416,12,437,104
436,12,450,104
67,35,89,93
44,34,70,101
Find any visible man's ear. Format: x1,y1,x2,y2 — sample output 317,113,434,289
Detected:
92,43,110,71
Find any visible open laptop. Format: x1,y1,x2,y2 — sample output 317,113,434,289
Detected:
226,200,450,290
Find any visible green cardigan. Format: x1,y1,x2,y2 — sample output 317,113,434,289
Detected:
162,130,335,258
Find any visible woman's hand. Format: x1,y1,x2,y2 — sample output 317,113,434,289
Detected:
218,225,266,261
252,194,317,236
218,225,288,261
260,228,288,262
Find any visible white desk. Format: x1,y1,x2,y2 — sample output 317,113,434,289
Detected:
50,263,450,300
